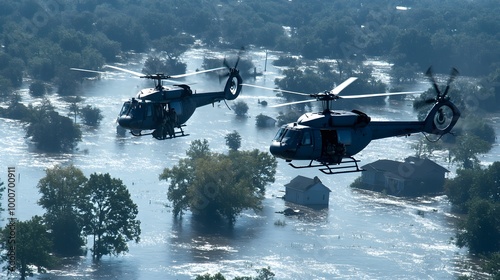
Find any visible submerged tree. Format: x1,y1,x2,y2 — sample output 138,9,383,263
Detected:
231,100,249,117
80,105,104,126
26,99,82,152
159,139,277,224
82,173,141,261
225,130,241,151
445,162,500,255
1,216,55,280
37,165,87,256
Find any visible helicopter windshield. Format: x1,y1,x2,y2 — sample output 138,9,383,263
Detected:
119,101,131,116
273,128,286,141
282,129,299,144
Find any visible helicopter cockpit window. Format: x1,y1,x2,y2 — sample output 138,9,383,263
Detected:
273,128,286,141
282,129,298,143
301,130,312,145
119,102,131,116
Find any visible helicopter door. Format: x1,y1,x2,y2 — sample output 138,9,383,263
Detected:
336,129,352,145
298,129,314,156
320,129,350,163
169,101,183,116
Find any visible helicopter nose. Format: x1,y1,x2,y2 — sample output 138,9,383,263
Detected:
269,141,286,158
117,116,133,129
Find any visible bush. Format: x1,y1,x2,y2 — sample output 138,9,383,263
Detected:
27,110,82,152
225,131,241,151
80,105,103,126
29,80,46,97
231,100,249,117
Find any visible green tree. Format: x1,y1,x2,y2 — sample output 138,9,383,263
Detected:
445,162,500,258
159,139,276,224
0,180,4,211
29,80,46,97
80,105,103,126
450,134,491,169
225,130,241,151
231,100,249,117
82,173,141,261
142,55,187,75
0,93,31,121
276,111,301,126
37,165,87,256
195,273,226,280
457,198,500,254
66,96,82,124
196,267,275,280
1,216,55,280
26,101,82,152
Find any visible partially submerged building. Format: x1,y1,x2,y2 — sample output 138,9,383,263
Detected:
358,157,448,196
284,175,331,207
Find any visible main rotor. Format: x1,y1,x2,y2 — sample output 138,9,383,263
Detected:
243,76,421,111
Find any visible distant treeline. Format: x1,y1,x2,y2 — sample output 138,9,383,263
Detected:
0,0,499,98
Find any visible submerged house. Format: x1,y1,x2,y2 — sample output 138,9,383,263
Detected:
284,175,331,207
359,157,449,196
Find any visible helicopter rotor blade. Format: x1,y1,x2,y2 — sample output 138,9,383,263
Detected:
234,46,245,69
425,66,442,97
270,99,316,108
241,83,310,96
414,98,437,109
70,67,106,74
170,67,226,79
223,57,231,69
442,67,459,97
331,77,358,95
340,90,422,99
104,65,145,77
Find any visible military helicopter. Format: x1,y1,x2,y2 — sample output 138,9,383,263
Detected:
244,67,460,174
71,57,242,139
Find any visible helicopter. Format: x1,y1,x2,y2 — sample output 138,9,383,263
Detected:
244,67,460,175
71,57,242,139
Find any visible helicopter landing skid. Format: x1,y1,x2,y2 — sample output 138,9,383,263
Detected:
130,125,189,139
289,157,364,175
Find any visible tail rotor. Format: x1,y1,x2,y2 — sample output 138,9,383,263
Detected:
422,66,461,135
221,47,244,100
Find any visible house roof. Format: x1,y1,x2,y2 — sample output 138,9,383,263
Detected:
285,175,331,192
361,157,448,179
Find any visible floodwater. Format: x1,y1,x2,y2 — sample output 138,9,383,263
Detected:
0,48,490,279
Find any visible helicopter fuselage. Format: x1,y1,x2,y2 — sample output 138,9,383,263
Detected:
117,86,197,131
116,70,243,135
270,100,460,167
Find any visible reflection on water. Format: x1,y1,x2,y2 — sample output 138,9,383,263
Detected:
0,49,489,279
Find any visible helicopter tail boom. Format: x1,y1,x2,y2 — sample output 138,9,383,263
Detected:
369,99,460,140
191,70,243,107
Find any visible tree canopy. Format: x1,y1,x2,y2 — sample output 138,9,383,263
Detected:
445,162,500,257
1,216,55,280
37,166,141,260
159,139,277,224
82,173,141,261
37,165,87,256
